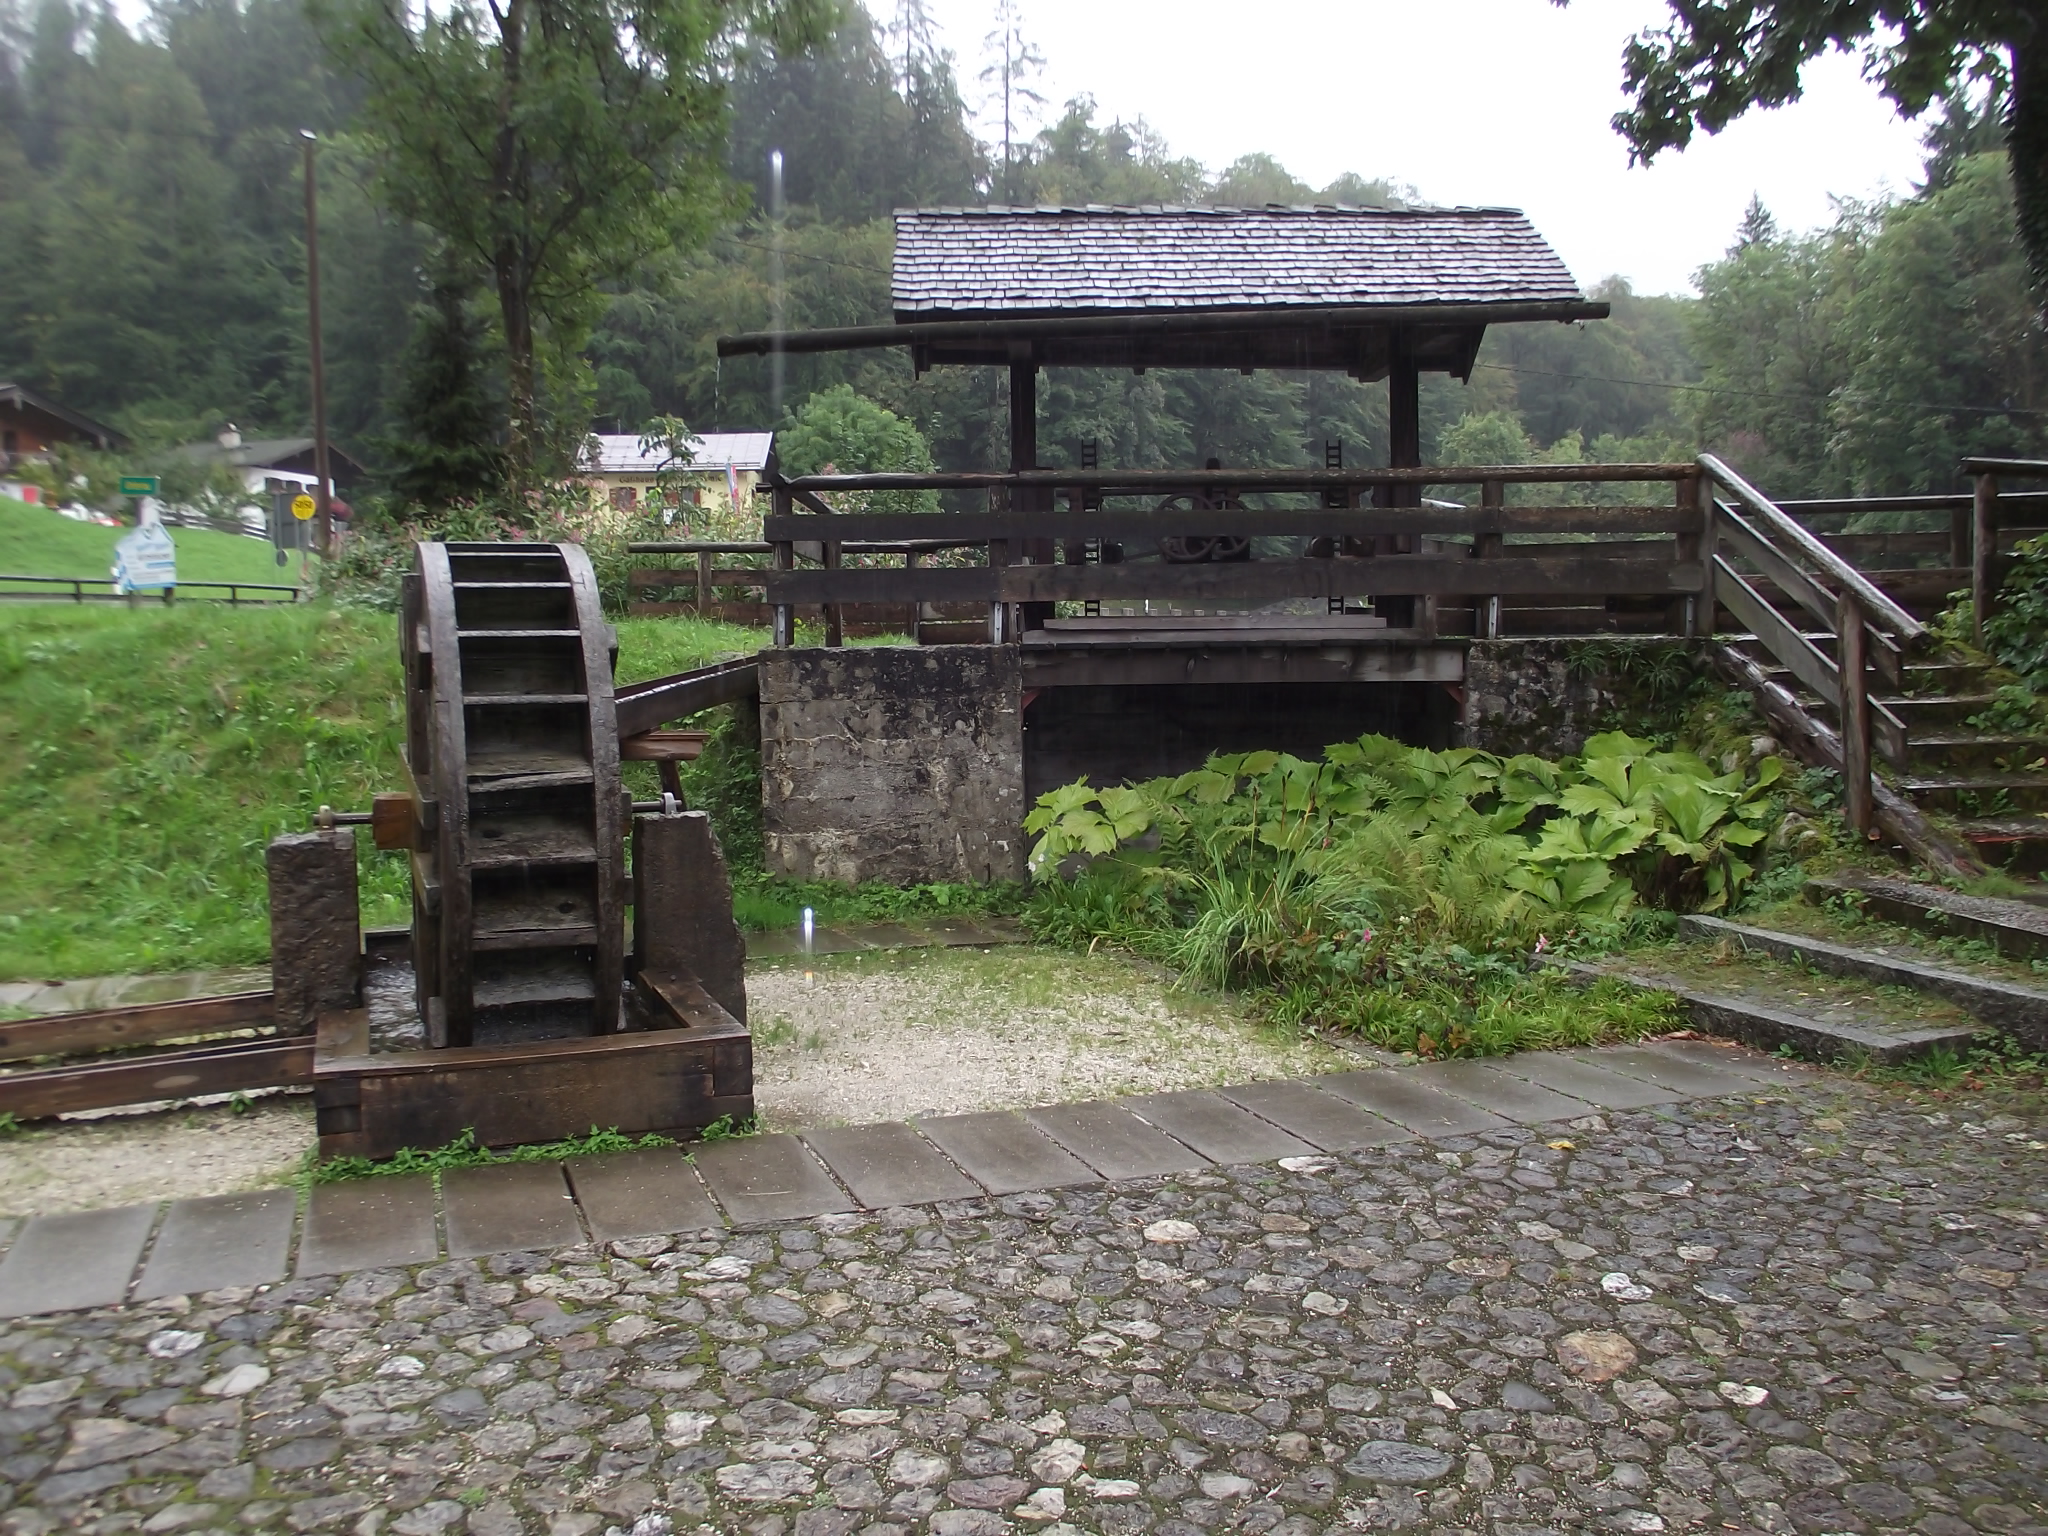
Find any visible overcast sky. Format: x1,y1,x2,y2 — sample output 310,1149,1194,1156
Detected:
914,0,1932,297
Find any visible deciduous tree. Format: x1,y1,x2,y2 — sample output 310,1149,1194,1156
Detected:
1586,0,2048,288
311,0,832,478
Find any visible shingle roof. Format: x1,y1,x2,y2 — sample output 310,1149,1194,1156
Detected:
581,432,773,475
892,205,1584,318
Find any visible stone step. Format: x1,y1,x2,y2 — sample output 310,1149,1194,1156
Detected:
1564,959,1981,1066
1679,913,2048,1046
1883,694,2003,728
1899,733,2048,777
1893,773,2048,814
1960,817,2048,874
0,1040,1822,1321
1806,873,2048,961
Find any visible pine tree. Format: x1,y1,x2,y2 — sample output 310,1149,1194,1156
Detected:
382,266,506,510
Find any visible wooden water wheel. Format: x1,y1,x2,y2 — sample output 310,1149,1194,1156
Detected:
400,542,625,1048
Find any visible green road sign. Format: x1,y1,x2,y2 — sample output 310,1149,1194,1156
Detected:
118,476,160,496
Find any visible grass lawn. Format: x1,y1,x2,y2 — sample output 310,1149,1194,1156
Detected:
0,495,299,590
0,600,770,979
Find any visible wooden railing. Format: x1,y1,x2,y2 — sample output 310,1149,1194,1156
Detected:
756,463,1707,646
0,573,303,604
1962,459,2048,642
1699,455,1928,837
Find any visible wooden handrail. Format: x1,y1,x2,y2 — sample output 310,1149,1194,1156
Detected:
1698,454,1925,642
1961,457,2048,477
779,463,1696,493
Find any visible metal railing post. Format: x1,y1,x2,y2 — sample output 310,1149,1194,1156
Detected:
1974,470,1999,644
1477,479,1503,640
771,481,794,647
1838,590,1874,838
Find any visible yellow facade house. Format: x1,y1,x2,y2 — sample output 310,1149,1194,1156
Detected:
578,430,774,542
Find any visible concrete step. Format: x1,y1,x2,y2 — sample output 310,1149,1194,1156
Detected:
1807,873,2048,960
1564,958,1982,1066
1679,913,2048,1046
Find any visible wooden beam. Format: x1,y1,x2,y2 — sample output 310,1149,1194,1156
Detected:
766,555,1701,606
778,464,1696,492
0,990,276,1064
614,657,760,737
0,1036,313,1119
1019,644,1465,688
763,504,1694,544
1713,557,1841,704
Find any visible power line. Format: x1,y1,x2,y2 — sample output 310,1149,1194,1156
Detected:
1474,361,2048,419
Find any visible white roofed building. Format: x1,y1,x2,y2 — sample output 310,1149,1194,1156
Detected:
578,430,773,539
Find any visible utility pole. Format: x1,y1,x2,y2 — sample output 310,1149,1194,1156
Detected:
769,149,785,424
301,130,332,559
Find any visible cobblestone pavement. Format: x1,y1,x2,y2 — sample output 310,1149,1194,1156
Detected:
1,1078,2045,1536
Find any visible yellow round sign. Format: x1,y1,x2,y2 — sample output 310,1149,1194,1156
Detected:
290,493,317,521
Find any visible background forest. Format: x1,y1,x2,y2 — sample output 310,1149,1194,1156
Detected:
0,0,2042,507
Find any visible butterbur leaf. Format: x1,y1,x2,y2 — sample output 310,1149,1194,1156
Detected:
1581,730,1656,761
1239,750,1281,776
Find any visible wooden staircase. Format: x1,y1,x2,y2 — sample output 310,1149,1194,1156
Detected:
1745,642,2048,873
1698,454,2048,885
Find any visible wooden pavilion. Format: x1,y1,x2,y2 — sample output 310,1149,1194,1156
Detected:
721,202,1606,489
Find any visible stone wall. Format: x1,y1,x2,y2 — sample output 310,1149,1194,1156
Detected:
1460,638,1691,758
758,646,1025,885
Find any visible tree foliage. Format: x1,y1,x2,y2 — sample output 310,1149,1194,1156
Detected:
308,0,834,477
1588,0,2048,289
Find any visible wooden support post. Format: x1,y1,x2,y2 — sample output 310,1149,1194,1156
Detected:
1009,355,1052,631
824,539,843,647
906,547,923,642
989,541,1009,643
695,549,711,611
632,808,747,1026
772,482,794,646
1383,329,1422,628
1950,499,1972,571
1974,471,1999,644
1695,474,1719,638
1673,470,1702,636
267,827,361,1035
1477,479,1503,640
1838,591,1874,839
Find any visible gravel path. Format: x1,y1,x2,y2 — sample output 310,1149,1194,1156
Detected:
746,949,1350,1128
1,1076,2044,1536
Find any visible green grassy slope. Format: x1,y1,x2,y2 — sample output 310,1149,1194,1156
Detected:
0,603,768,979
0,495,299,588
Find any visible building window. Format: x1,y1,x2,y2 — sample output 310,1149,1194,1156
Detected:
610,485,637,510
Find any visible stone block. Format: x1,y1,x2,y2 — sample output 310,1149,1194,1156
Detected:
633,809,748,1024
266,827,361,1034
758,645,1025,885
1460,638,1689,759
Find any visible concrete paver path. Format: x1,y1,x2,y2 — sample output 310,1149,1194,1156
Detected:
0,1039,2041,1536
